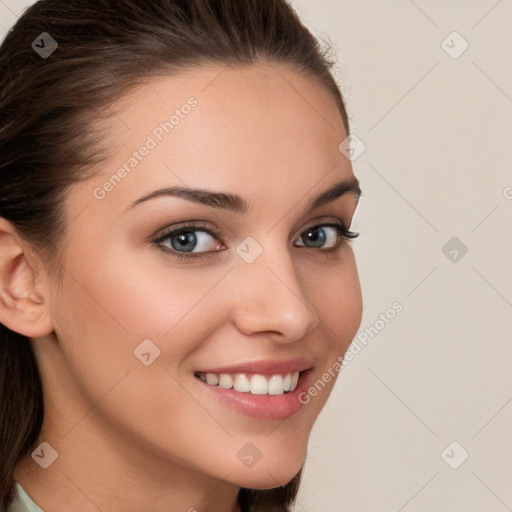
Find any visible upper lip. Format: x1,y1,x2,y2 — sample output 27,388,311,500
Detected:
195,357,314,376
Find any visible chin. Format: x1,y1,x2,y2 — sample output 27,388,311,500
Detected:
232,456,305,490
235,473,299,491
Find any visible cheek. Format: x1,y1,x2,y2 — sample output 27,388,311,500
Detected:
61,237,231,346
50,242,211,383
285,251,361,411
50,252,235,459
306,249,363,344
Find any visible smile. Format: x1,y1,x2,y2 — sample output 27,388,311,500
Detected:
193,361,314,421
194,371,300,396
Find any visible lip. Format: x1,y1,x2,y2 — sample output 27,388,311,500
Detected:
194,357,314,377
193,368,314,421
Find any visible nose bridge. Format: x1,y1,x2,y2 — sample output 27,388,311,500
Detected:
230,235,319,341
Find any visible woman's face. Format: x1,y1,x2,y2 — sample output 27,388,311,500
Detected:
35,63,362,490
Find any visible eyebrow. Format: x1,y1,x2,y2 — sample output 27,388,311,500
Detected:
122,176,361,215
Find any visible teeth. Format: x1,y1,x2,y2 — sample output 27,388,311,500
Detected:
196,371,301,395
250,375,268,395
290,371,299,391
233,374,251,392
283,373,291,392
268,375,284,395
219,374,233,389
206,373,219,385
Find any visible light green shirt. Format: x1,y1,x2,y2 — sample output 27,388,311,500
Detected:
6,482,43,512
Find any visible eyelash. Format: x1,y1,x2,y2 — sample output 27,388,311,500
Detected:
152,220,360,262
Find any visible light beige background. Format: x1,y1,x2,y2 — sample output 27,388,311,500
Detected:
1,0,511,510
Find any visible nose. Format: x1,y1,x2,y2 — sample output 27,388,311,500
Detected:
229,240,319,344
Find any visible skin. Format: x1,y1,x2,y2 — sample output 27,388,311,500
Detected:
0,63,362,512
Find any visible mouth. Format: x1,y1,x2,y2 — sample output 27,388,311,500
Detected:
192,360,314,421
194,370,303,396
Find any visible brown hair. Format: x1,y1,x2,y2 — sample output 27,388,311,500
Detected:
0,0,350,509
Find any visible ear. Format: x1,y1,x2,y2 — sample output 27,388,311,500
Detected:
0,217,54,338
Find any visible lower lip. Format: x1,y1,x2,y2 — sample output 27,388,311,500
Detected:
194,370,313,421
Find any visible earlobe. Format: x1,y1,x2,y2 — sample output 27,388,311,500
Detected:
0,217,54,338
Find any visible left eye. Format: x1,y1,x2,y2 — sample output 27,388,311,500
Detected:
295,225,342,249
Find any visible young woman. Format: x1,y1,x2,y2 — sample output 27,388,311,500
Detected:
0,1,363,510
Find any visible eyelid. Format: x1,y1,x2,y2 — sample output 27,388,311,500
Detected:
152,216,352,242
152,220,221,241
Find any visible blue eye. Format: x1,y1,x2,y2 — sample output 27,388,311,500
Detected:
295,223,358,249
158,229,221,254
153,221,359,261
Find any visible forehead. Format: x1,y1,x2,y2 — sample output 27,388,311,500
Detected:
72,63,353,220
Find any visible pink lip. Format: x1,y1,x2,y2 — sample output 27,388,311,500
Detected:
193,368,314,421
194,357,314,377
